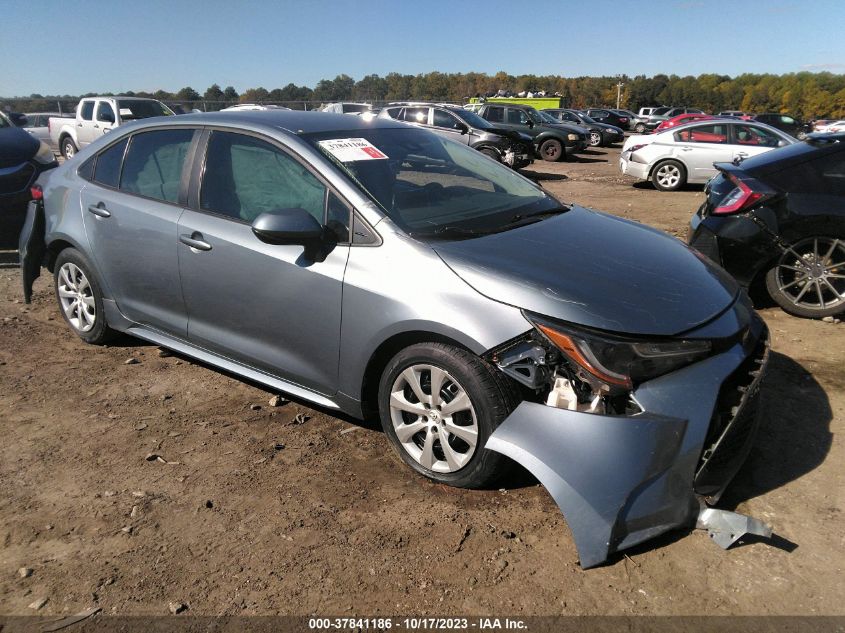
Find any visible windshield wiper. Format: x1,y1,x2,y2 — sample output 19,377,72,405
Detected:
504,207,569,228
408,225,490,240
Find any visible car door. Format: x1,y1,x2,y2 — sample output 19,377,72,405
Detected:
94,101,117,139
76,100,97,148
672,122,732,182
177,129,350,394
729,123,784,163
80,127,195,335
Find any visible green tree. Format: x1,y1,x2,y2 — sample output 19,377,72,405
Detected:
203,84,224,101
223,86,239,101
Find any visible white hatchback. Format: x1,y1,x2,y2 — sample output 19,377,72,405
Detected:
619,120,796,191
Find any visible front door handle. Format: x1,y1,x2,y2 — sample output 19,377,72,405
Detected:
180,233,212,251
87,203,111,218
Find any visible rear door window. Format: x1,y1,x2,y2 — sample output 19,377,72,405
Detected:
120,129,194,203
93,138,128,188
676,124,728,144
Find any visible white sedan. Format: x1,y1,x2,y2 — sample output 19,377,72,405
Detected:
619,120,796,191
814,119,845,133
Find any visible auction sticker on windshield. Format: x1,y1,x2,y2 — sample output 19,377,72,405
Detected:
318,138,388,162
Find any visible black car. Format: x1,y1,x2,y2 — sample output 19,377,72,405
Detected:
542,108,625,147
0,111,58,249
379,103,534,169
583,108,631,130
752,113,806,138
688,133,845,318
470,103,587,162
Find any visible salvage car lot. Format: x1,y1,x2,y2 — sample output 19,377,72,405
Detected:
0,144,843,616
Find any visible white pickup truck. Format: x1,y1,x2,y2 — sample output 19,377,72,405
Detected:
49,96,174,159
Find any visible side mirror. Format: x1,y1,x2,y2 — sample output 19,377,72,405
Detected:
251,208,324,245
457,123,469,134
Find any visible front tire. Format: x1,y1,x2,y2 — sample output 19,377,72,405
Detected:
377,343,518,489
62,137,78,160
651,159,686,191
588,131,602,147
478,147,501,162
635,122,646,134
54,248,115,344
539,139,564,162
765,236,845,318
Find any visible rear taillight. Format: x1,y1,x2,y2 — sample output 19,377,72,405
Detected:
31,184,43,200
628,143,649,153
712,174,768,215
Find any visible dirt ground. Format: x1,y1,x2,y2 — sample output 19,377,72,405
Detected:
0,144,843,619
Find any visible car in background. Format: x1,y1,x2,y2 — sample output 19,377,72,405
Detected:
717,110,754,119
610,109,639,130
49,96,175,159
221,104,291,111
469,102,587,161
0,111,57,248
752,113,806,138
688,133,845,319
813,120,845,134
653,113,715,133
379,103,533,169
620,119,796,191
643,106,707,132
583,108,630,130
637,107,664,117
19,109,772,569
321,102,372,114
542,108,625,146
20,112,71,147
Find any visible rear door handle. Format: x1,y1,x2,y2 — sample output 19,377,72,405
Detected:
179,233,212,251
87,203,111,218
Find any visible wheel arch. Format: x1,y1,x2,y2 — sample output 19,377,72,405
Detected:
647,156,688,180
359,330,477,419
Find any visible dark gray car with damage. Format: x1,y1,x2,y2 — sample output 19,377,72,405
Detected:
21,111,771,567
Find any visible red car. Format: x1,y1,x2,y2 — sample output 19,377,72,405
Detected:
653,113,714,133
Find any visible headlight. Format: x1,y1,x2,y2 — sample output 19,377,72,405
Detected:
527,315,712,390
33,141,56,165
567,133,579,141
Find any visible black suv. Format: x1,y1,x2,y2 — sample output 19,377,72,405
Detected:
543,109,625,147
379,103,534,169
752,113,806,138
468,103,587,162
0,111,58,249
688,133,845,319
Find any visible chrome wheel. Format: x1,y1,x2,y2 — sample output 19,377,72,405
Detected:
776,237,845,312
57,262,96,332
389,364,478,474
63,140,75,159
655,163,682,189
589,131,602,146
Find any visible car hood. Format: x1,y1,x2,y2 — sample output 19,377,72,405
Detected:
431,206,739,336
482,127,533,143
0,126,39,168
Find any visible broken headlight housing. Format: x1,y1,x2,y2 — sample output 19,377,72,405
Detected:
527,315,712,391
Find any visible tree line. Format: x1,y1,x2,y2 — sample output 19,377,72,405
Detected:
6,71,845,119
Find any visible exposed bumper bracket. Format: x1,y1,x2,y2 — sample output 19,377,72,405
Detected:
696,507,773,549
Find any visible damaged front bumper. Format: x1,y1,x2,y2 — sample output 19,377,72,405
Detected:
486,311,769,569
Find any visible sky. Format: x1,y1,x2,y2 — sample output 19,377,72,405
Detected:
1,0,844,97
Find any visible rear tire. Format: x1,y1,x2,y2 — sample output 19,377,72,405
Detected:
61,137,78,160
635,122,646,134
539,139,564,162
764,236,845,318
377,343,519,489
53,248,115,344
651,159,686,191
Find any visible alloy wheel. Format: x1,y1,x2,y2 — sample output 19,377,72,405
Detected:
589,131,602,146
57,262,96,332
388,364,478,474
655,163,682,189
776,237,845,312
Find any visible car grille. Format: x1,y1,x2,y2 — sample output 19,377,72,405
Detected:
693,334,769,499
0,162,36,195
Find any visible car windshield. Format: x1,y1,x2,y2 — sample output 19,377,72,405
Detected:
577,112,597,124
117,100,175,120
304,128,562,237
452,108,495,130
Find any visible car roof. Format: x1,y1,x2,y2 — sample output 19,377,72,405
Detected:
127,110,408,136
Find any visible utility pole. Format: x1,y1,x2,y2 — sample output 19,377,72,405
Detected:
616,78,624,110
